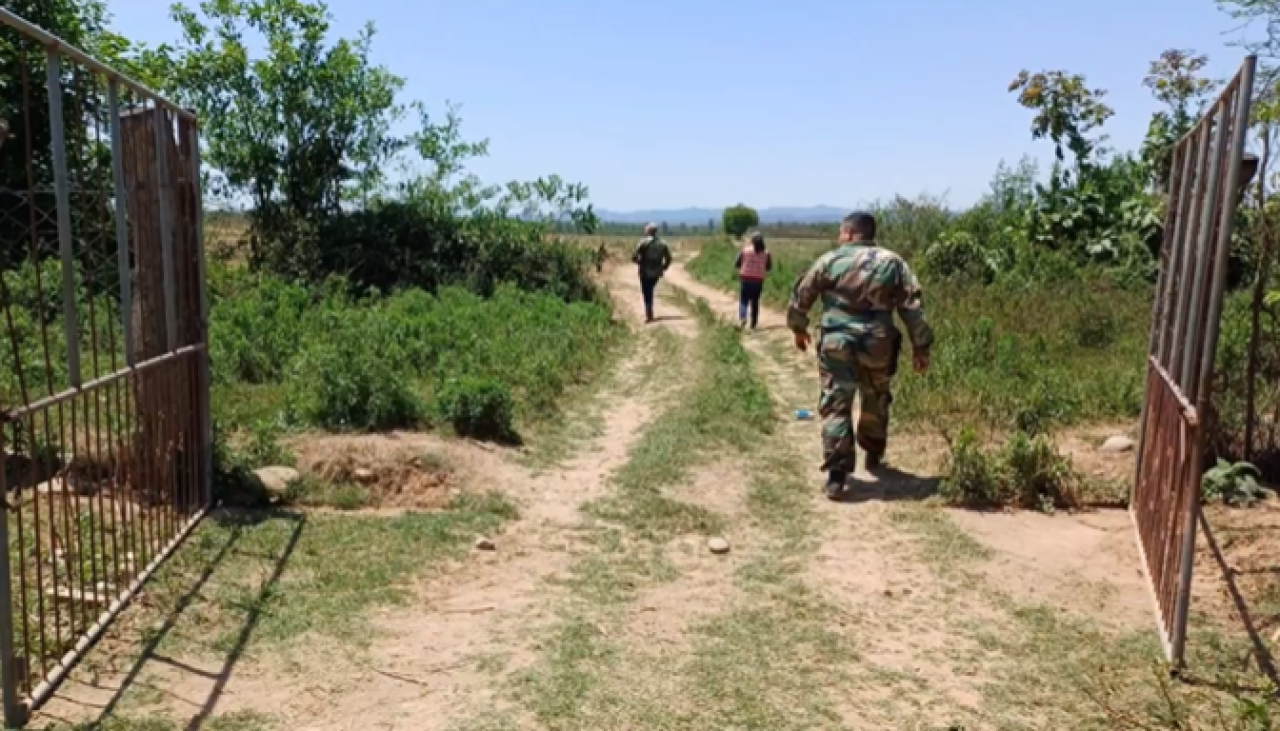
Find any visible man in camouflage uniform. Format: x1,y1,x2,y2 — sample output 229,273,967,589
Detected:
787,212,934,500
633,223,672,323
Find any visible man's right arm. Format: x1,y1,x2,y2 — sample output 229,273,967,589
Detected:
786,255,831,334
734,251,743,270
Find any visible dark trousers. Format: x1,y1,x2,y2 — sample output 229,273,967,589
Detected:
640,276,659,318
739,279,763,327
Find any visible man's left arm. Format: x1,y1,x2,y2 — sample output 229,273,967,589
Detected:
662,242,673,271
894,261,934,372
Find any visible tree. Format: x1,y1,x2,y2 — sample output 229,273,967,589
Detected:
1140,49,1218,189
722,204,759,239
137,0,407,271
1008,69,1114,182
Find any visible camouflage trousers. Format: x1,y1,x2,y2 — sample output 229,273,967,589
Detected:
816,328,901,473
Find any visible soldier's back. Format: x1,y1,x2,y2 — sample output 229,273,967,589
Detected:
819,245,913,322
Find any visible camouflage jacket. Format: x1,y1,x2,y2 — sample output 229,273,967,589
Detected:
633,236,672,279
786,243,933,353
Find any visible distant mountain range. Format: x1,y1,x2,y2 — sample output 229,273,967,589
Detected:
596,206,848,225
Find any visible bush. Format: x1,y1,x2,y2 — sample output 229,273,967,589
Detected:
208,265,312,383
285,308,424,431
256,202,600,303
435,376,516,441
209,271,621,439
939,428,1077,511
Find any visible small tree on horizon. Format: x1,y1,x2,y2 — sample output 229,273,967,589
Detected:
722,204,759,239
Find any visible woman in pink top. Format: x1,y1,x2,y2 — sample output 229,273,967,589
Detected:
734,231,772,329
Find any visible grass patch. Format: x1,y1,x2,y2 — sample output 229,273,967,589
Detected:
282,475,371,510
955,594,1280,731
886,503,992,571
561,529,679,605
586,295,773,540
137,492,517,657
495,575,860,731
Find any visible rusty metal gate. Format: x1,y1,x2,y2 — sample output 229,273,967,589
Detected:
1132,55,1256,670
0,9,211,726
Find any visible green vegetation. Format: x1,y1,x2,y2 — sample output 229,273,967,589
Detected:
689,234,1149,433
721,203,760,240
938,428,1078,511
209,267,617,435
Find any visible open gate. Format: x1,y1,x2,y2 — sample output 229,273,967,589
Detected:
1132,55,1257,669
0,9,211,725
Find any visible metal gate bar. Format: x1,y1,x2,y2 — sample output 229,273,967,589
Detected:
0,9,211,726
1132,55,1256,669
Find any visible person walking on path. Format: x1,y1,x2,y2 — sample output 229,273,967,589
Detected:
633,223,672,323
734,231,772,329
787,212,934,500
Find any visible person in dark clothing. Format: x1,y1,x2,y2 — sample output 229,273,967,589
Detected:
633,223,672,323
734,231,772,329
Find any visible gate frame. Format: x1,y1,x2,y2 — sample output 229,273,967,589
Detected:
0,9,213,726
1132,54,1257,671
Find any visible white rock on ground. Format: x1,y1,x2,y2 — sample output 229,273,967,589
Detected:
253,466,300,496
707,537,731,555
1099,436,1136,454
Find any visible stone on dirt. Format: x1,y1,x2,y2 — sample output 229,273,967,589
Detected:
707,537,731,555
1099,436,1135,454
474,536,497,551
253,466,300,496
353,467,376,483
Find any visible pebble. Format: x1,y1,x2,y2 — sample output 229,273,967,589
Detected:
353,467,376,483
707,537,731,555
1100,436,1136,453
474,536,497,551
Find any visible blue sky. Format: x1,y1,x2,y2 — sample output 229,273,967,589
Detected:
106,0,1259,211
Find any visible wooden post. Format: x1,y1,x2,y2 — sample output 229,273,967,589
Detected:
119,108,168,506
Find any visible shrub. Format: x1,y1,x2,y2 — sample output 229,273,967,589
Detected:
285,309,424,431
259,202,601,303
207,265,312,383
939,428,1078,511
435,375,516,441
210,272,620,438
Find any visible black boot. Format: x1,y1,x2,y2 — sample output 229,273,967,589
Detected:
824,470,847,501
865,451,883,472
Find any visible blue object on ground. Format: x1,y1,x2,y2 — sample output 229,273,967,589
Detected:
795,409,814,420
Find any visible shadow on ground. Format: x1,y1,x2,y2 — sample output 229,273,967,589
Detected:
840,466,941,503
42,508,306,731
